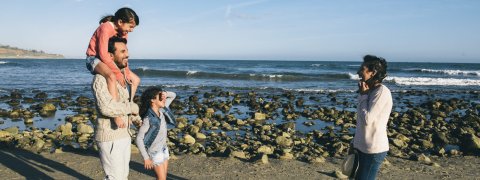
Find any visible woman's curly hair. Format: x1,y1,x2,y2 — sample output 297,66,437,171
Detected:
363,55,388,83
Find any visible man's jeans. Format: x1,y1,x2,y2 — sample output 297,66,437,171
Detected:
356,150,387,180
97,137,131,180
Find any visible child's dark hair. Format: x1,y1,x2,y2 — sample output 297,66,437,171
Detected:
107,36,127,54
362,55,388,83
139,86,163,119
99,7,140,25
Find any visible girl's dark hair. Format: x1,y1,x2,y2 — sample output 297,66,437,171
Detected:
139,86,163,119
362,55,388,83
99,7,140,25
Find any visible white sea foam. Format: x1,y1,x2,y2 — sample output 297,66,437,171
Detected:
348,64,360,67
137,66,149,71
310,64,325,67
0,61,7,64
284,88,356,93
420,69,480,76
186,71,198,75
348,72,360,80
386,76,480,86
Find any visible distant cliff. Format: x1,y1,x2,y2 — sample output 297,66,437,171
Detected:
0,45,64,59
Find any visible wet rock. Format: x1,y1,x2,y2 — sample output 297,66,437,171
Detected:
275,136,293,147
9,111,20,119
183,134,196,145
34,138,45,150
10,91,23,99
279,122,295,132
308,156,326,164
24,118,34,124
3,126,19,134
77,123,94,134
205,108,215,118
34,92,48,99
195,133,207,140
0,130,12,138
257,145,274,155
57,123,74,136
254,112,266,121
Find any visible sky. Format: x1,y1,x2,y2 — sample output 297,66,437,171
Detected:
1,0,479,62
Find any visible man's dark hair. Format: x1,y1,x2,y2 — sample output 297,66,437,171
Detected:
108,36,128,54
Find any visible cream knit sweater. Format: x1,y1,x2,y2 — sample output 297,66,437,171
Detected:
353,84,393,154
91,74,139,142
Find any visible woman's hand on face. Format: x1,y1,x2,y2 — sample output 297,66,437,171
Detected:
144,159,154,170
358,81,370,94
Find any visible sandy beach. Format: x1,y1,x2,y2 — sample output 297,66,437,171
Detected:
1,147,480,179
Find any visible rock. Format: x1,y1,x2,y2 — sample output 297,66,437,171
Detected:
257,145,274,155
229,150,247,160
279,122,295,132
430,162,441,167
279,152,294,160
309,156,326,164
195,133,207,140
54,148,64,153
34,138,45,150
420,139,434,149
77,123,94,134
9,111,20,119
188,125,200,135
416,153,431,164
256,154,269,164
334,170,349,179
392,138,407,148
3,127,18,134
205,108,215,118
464,133,480,152
131,144,139,154
236,119,246,126
275,136,293,147
254,112,266,121
77,134,90,143
24,118,34,124
0,130,12,138
183,134,196,145
58,123,74,136
41,103,56,112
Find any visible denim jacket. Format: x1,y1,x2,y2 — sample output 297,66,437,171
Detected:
135,91,176,160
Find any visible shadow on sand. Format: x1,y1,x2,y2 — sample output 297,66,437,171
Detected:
0,148,92,179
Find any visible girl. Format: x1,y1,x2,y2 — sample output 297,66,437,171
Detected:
136,87,176,180
86,7,141,103
353,55,392,180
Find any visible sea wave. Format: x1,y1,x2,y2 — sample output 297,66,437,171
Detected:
386,76,480,86
414,69,480,76
133,68,352,81
310,64,326,67
0,61,7,64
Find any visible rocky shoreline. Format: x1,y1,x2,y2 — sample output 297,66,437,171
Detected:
0,88,479,178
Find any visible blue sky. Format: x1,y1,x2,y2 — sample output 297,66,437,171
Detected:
1,0,479,62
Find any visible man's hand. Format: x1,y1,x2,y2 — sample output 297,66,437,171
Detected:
144,159,154,170
114,117,126,128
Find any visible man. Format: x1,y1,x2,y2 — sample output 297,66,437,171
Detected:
91,36,140,180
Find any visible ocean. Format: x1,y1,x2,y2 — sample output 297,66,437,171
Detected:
1,59,479,131
1,59,479,93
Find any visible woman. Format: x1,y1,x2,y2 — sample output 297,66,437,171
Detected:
353,55,392,180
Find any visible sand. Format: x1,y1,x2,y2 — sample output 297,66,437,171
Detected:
1,148,479,180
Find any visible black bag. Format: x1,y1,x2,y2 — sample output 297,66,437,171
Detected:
162,107,176,125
